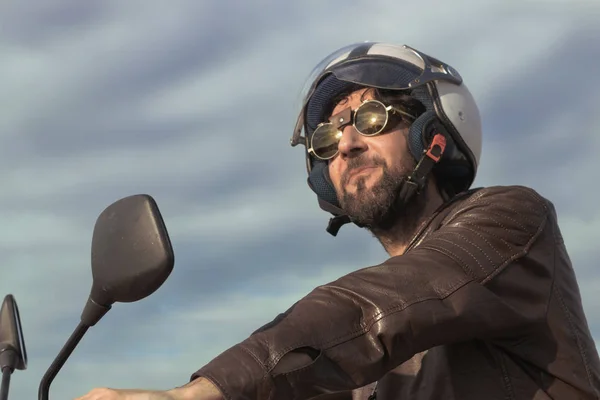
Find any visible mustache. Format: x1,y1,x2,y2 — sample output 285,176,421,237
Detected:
342,156,386,185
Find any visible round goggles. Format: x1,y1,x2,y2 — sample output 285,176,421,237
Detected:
308,99,416,160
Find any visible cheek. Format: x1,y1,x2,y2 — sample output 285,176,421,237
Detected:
327,161,343,191
374,134,411,169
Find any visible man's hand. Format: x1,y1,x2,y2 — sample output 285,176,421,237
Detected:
73,377,224,400
73,388,174,400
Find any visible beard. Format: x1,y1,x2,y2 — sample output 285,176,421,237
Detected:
337,154,429,242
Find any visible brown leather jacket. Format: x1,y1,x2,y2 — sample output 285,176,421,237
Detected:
191,185,600,399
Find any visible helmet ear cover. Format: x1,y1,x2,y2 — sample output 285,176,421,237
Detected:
307,161,340,210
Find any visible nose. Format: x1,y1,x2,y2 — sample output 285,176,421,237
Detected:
337,125,367,159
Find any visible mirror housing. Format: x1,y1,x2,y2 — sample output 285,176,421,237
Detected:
38,194,175,400
81,194,174,326
0,294,27,372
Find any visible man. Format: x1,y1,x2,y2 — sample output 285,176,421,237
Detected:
76,42,600,400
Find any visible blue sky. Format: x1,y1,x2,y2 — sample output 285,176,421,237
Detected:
1,1,599,398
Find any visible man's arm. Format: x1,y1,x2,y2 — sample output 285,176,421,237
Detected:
190,185,553,400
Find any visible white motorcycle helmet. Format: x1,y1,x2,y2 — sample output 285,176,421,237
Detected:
290,42,483,236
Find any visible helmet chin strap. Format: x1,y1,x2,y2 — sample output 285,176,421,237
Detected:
325,132,447,237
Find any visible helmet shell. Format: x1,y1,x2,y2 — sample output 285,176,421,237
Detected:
290,42,483,212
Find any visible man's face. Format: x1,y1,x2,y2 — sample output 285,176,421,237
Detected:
326,88,417,229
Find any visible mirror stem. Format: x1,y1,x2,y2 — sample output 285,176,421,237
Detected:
0,367,11,400
38,322,89,400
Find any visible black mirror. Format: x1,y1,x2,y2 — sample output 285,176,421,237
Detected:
38,194,175,400
0,294,27,372
81,194,175,326
0,294,27,400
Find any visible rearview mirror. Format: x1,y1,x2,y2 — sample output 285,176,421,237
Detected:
39,194,175,400
81,194,174,326
0,294,27,372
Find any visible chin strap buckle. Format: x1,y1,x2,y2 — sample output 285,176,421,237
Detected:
326,215,351,236
406,133,447,191
425,133,447,162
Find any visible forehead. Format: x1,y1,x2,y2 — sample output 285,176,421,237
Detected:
327,88,376,127
333,87,375,107
326,88,376,123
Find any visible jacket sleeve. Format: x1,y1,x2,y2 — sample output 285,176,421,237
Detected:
190,186,553,400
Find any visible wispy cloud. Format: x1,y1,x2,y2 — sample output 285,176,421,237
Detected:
1,1,599,398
